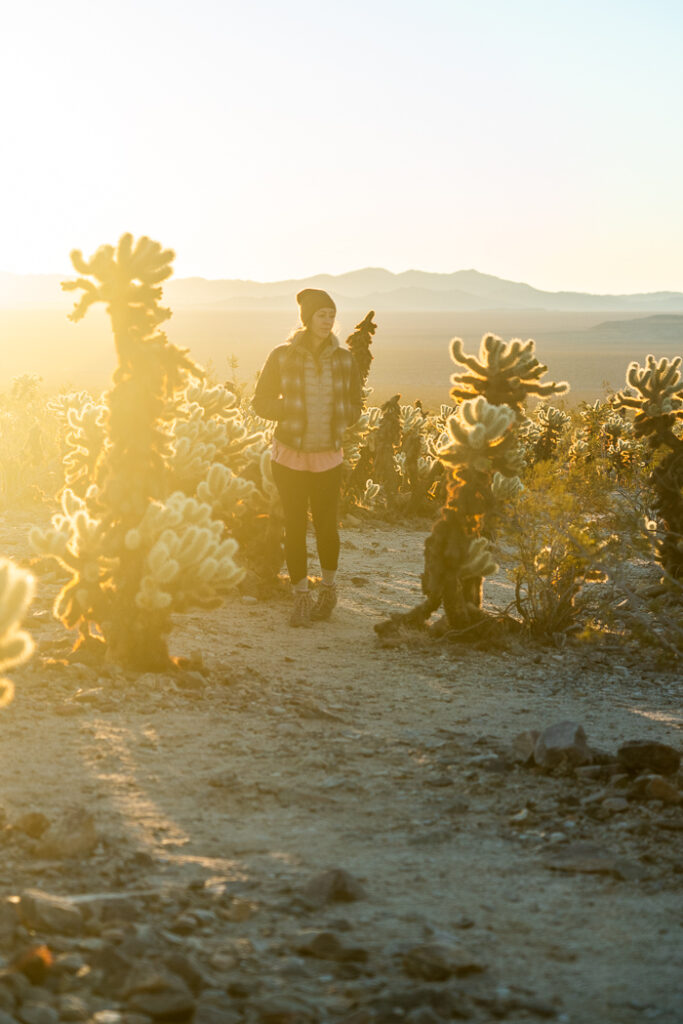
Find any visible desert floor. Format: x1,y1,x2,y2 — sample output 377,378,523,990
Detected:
1,511,681,1024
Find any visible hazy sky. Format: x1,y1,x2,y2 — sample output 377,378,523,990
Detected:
2,0,682,292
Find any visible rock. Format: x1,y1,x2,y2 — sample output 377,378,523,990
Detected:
511,730,540,764
250,995,317,1024
37,809,98,860
17,1005,59,1024
541,842,644,881
533,722,592,770
193,998,241,1024
123,965,195,1021
0,902,18,947
644,775,682,804
13,814,50,840
19,892,83,936
617,741,681,776
55,995,90,1022
10,946,54,985
0,1012,19,1024
296,931,368,963
302,869,366,906
575,765,610,781
601,797,629,814
163,953,206,995
406,1010,442,1024
402,942,485,981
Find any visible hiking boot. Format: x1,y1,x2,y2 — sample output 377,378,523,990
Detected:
290,590,313,627
311,584,338,621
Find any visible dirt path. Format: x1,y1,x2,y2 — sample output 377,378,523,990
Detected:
1,515,681,1024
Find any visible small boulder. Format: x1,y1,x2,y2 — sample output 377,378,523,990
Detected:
534,722,593,770
37,808,98,860
296,931,368,963
644,775,681,804
302,868,366,906
617,741,681,776
19,891,83,936
13,814,51,840
402,942,485,981
511,730,540,765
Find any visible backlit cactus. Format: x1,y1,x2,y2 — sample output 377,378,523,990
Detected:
523,405,570,463
345,311,377,389
616,355,683,579
450,334,569,416
0,559,34,707
31,235,245,669
377,334,567,637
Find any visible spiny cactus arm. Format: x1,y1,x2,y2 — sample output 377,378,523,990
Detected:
0,559,35,707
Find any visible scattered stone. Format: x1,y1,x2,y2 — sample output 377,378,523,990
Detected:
644,775,682,804
533,722,593,770
193,999,241,1024
541,842,644,881
302,869,366,906
19,891,83,936
123,965,195,1020
13,814,51,840
511,730,540,764
601,797,630,814
0,902,18,947
402,942,485,981
17,1005,59,1024
250,995,317,1024
37,808,98,860
164,952,206,996
296,931,368,963
617,741,681,776
55,994,90,1022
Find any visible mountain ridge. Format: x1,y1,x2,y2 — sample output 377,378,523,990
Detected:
1,267,682,312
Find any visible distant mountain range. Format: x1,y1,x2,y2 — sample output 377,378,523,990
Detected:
1,267,683,312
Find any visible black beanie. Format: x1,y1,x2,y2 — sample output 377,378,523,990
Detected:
296,288,336,326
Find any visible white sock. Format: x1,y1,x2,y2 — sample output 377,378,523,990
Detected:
321,570,337,588
293,577,309,593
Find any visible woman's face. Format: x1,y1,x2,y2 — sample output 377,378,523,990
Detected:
309,307,336,341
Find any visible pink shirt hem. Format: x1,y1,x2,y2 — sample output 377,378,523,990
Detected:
271,439,343,472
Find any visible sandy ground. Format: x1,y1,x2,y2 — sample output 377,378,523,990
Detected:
1,512,681,1024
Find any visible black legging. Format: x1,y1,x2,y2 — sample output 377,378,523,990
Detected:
271,462,343,585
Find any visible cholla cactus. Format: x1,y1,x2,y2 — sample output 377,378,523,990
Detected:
615,355,683,579
373,395,402,503
345,311,377,389
450,334,568,416
377,334,567,637
31,235,245,669
62,400,108,495
0,559,34,707
523,405,570,463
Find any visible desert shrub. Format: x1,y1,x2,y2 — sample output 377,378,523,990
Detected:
0,375,62,505
503,460,618,639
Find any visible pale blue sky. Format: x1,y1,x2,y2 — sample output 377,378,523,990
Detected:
1,0,681,291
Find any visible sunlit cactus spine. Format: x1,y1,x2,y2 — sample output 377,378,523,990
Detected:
0,559,34,708
377,334,567,637
372,394,403,505
615,355,683,579
31,235,245,669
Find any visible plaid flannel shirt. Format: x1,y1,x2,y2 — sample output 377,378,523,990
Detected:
253,331,362,451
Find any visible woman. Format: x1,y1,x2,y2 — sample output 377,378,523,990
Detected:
252,289,362,626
